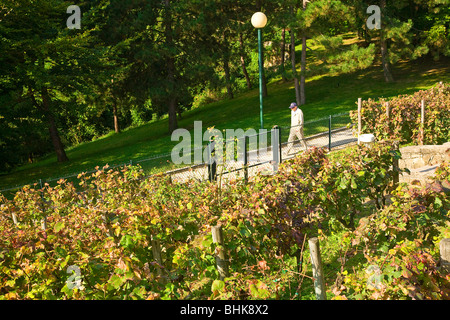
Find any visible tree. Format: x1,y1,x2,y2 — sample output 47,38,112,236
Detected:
298,1,376,77
0,0,103,163
379,0,394,82
115,0,218,134
300,0,308,105
80,0,159,135
260,0,300,101
422,1,450,60
0,93,52,171
290,28,302,106
354,0,448,82
239,32,253,89
279,28,288,82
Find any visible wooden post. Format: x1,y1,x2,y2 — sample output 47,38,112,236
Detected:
243,136,249,182
5,205,18,226
151,237,165,283
420,100,425,145
11,212,18,226
385,102,390,134
102,213,114,238
211,225,229,280
207,139,217,182
392,140,400,188
440,238,450,273
357,98,362,145
328,115,332,151
421,100,425,124
41,216,47,231
308,237,326,300
39,179,47,231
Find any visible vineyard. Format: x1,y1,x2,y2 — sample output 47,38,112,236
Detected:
350,82,450,146
0,143,449,300
0,83,449,300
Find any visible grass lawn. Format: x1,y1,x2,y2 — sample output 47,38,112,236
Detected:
1,42,449,193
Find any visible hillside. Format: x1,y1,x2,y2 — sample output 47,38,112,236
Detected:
1,51,449,193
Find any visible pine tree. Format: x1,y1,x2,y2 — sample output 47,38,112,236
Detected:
295,1,375,83
359,0,448,82
0,0,104,163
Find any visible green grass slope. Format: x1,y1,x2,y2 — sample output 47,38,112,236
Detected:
1,51,449,192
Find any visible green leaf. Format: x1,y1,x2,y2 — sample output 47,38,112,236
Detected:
339,177,348,189
54,222,65,233
350,177,357,189
119,235,134,248
211,280,225,293
249,280,270,299
108,275,124,290
60,254,70,269
201,236,213,248
434,197,442,208
61,284,73,297
239,227,251,237
55,246,67,258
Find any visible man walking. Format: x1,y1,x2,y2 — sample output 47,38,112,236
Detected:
286,102,307,154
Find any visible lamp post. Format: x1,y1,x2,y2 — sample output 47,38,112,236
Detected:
251,12,267,129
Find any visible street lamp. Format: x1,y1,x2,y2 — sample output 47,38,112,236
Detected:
251,12,267,129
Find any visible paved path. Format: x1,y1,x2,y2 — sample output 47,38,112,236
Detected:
170,128,357,183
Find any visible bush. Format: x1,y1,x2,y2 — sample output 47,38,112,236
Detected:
1,142,449,300
336,166,450,300
0,162,317,300
350,82,450,145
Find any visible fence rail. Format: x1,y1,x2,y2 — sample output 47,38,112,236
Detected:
0,112,356,196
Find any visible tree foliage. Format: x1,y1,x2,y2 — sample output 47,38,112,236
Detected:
0,0,448,171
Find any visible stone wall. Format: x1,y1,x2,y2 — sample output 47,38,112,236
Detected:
398,142,450,185
399,142,450,170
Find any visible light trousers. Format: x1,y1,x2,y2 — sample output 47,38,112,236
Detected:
286,126,307,153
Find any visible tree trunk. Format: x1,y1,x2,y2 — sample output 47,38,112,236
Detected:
380,37,393,82
168,97,178,134
239,33,252,90
300,36,306,105
290,30,301,106
40,89,69,163
300,0,307,105
177,104,183,120
280,28,288,82
223,33,234,99
113,98,120,133
164,0,178,133
380,0,394,82
223,57,234,99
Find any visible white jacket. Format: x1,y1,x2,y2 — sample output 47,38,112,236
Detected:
291,108,304,127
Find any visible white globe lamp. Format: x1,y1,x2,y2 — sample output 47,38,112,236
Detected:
251,12,267,29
